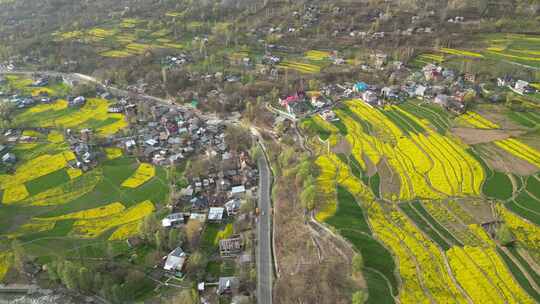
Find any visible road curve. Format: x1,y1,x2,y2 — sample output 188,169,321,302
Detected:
256,143,273,304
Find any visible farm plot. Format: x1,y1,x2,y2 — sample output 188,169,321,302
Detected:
368,203,468,303
324,186,398,303
277,60,323,74
458,111,540,168
482,33,540,69
334,100,484,201
447,245,534,303
16,98,127,136
498,205,540,263
53,18,186,58
121,163,156,188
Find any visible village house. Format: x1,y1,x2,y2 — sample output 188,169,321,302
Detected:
224,199,241,216
162,213,186,228
208,207,225,223
163,247,187,274
217,277,239,295
69,96,86,107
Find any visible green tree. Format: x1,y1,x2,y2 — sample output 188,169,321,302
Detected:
78,266,92,293
61,261,78,290
352,253,364,274
352,290,368,304
168,228,183,250
496,224,515,246
46,261,60,282
111,284,124,303
155,229,165,252
300,184,317,210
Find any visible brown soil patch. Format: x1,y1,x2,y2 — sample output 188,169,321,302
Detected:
457,198,495,224
363,153,377,177
377,157,400,199
478,144,538,175
451,127,525,145
273,176,359,304
331,137,352,155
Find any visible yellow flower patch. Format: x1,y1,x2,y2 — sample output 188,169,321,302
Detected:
6,220,56,239
71,200,155,238
26,169,102,206
66,168,83,179
494,138,540,168
2,184,30,204
31,87,54,97
458,111,500,129
47,131,64,143
121,163,155,188
25,99,68,114
440,48,484,58
278,60,321,74
105,148,123,160
447,246,534,303
368,203,468,303
305,50,332,61
39,202,125,221
497,205,540,252
109,221,141,240
100,50,133,58
22,130,41,137
97,116,128,136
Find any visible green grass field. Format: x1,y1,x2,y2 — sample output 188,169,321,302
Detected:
325,186,398,302
0,78,170,282
483,171,513,201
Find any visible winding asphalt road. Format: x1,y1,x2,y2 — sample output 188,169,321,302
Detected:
256,143,273,304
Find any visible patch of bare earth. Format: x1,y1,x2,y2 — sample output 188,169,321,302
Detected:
478,144,538,175
363,153,377,177
273,178,358,304
451,127,525,145
456,198,495,224
377,157,400,199
332,137,352,155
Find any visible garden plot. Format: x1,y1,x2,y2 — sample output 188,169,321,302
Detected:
53,17,186,58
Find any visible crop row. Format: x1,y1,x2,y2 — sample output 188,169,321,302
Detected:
447,245,534,303
369,203,468,303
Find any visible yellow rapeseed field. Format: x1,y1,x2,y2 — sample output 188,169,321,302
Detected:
38,202,125,221
497,205,540,252
368,203,468,303
6,220,56,239
108,221,141,240
105,147,123,160
121,163,155,188
25,99,68,114
2,184,30,204
71,200,155,238
47,131,64,143
336,101,484,201
25,168,102,206
447,245,534,303
66,168,83,179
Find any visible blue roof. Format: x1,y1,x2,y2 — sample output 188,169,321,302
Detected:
354,82,368,91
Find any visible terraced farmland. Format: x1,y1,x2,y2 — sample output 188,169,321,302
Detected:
304,99,540,303
0,77,169,282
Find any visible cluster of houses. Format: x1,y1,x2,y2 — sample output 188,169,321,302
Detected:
156,150,257,299
498,76,537,96
116,102,228,166
276,52,540,120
